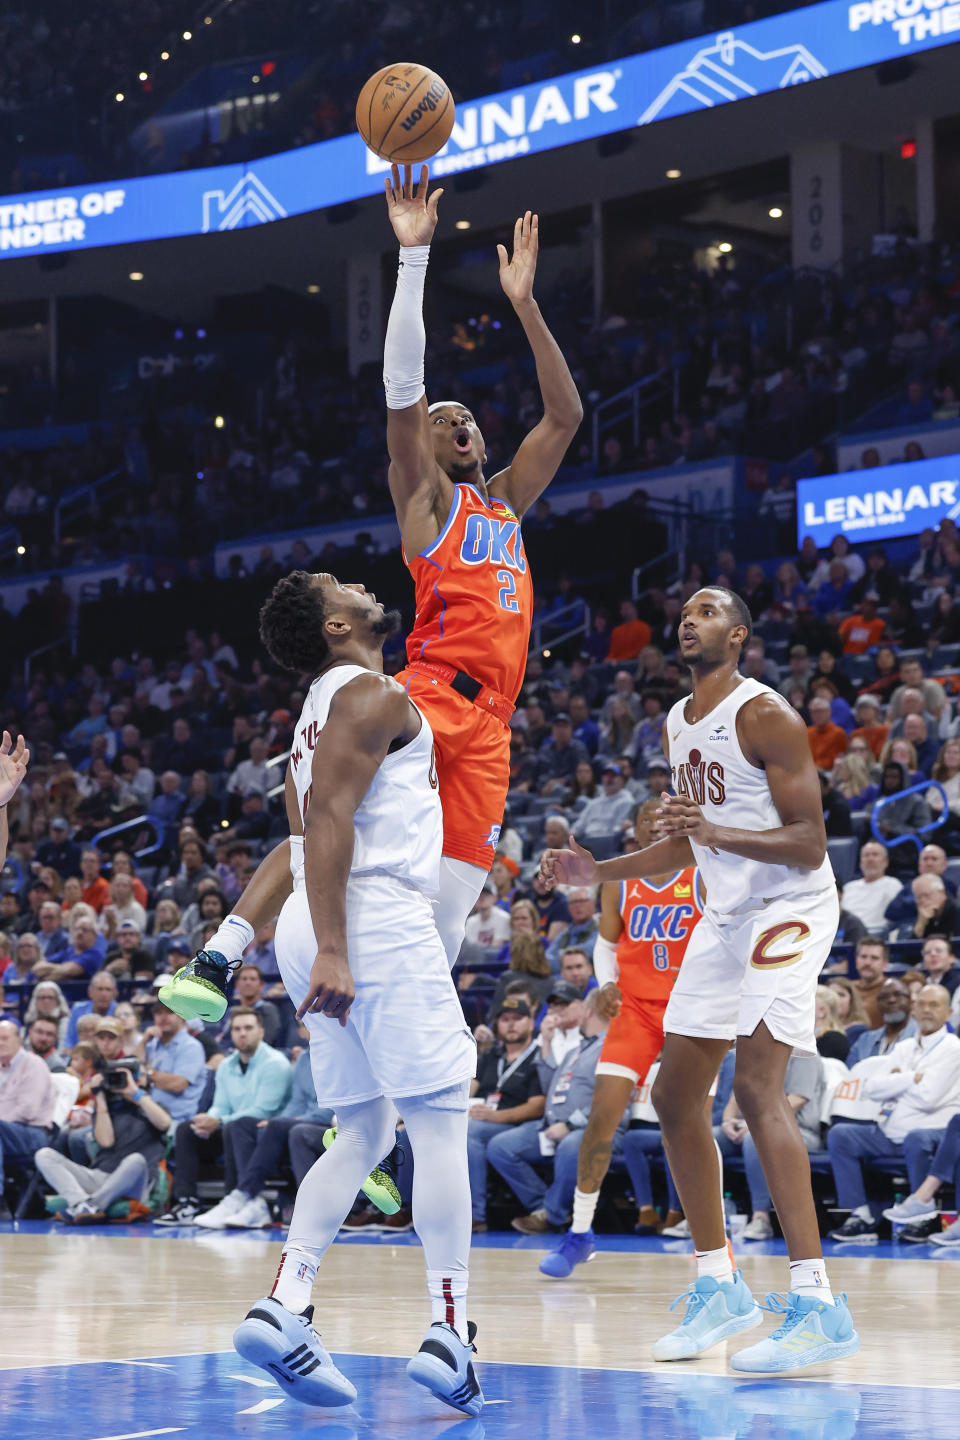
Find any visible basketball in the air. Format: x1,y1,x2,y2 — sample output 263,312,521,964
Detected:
355,63,455,164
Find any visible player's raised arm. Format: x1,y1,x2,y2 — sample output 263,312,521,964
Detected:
298,673,413,1023
488,212,583,517
382,164,452,548
657,695,827,871
0,729,29,868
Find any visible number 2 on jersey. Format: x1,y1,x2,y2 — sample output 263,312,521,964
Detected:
497,569,519,612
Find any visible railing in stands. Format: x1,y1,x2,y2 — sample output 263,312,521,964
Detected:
93,814,166,862
24,634,77,685
53,467,124,545
870,781,948,854
530,599,591,658
265,748,290,801
591,369,675,466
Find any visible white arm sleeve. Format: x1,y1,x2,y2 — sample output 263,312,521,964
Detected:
383,245,430,410
592,934,619,988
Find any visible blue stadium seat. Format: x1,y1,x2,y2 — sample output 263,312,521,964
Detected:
587,834,624,861
827,837,859,886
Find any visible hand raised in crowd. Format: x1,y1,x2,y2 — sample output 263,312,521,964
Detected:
539,837,599,889
0,730,29,807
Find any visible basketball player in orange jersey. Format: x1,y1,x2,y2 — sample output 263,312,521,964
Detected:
382,163,583,963
542,588,859,1373
539,798,704,1279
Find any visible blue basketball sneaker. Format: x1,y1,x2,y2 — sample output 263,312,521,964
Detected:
652,1269,762,1361
407,1320,484,1415
730,1291,860,1373
539,1228,596,1278
233,1295,357,1406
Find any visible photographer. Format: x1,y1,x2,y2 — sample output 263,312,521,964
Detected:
34,1015,171,1224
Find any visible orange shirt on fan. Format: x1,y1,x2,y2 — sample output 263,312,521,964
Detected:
82,877,112,914
807,722,848,770
616,867,704,1004
403,483,533,703
607,618,652,662
838,614,886,655
849,722,889,759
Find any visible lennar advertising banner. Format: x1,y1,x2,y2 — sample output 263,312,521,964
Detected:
797,452,960,546
1,0,958,259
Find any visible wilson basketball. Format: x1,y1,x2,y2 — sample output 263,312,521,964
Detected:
355,62,455,164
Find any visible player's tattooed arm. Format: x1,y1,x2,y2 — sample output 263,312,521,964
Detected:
658,695,827,871
298,674,414,1024
487,212,583,517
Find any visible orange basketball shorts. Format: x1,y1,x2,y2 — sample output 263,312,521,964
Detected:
397,667,511,870
596,991,669,1083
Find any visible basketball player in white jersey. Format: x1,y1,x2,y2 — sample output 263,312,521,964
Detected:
229,570,482,1416
541,587,859,1374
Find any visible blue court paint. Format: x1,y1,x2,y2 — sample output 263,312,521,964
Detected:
4,1217,959,1260
3,1350,957,1440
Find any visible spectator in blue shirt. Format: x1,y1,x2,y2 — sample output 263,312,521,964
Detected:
142,1003,208,1123
147,770,187,853
35,816,82,880
568,695,599,757
63,971,118,1049
63,696,109,751
814,560,854,616
36,901,70,962
894,379,933,427
33,914,106,983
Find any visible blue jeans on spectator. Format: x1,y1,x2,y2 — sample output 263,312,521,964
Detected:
225,1113,334,1198
288,1123,329,1187
0,1119,51,1189
715,1125,823,1212
903,1124,957,1202
827,1122,938,1212
468,1118,508,1222
487,1120,602,1225
923,1114,960,1205
622,1125,680,1212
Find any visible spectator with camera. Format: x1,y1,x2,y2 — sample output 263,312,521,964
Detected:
34,1015,172,1224
0,1018,56,1220
158,1008,292,1226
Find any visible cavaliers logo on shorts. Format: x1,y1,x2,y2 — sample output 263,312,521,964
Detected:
749,921,812,970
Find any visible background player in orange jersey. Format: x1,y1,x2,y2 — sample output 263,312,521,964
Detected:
382,164,583,964
539,799,705,1278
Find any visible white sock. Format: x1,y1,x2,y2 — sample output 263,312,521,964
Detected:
853,1204,874,1223
427,1268,468,1339
789,1257,835,1304
695,1246,734,1284
571,1187,599,1234
270,1244,321,1313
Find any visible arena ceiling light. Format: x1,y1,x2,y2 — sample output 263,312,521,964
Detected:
570,34,582,44
160,50,170,60
115,93,124,103
665,168,681,179
455,219,471,230
15,545,25,556
307,284,320,293
182,30,193,40
138,71,148,81
768,206,784,218
718,242,733,253
128,271,144,280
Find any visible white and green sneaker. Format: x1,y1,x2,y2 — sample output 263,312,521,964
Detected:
158,949,235,1022
322,1127,401,1216
652,1270,762,1361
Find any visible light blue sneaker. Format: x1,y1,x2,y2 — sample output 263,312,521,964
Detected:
652,1270,762,1361
730,1291,860,1373
407,1320,484,1416
539,1228,596,1279
233,1295,357,1406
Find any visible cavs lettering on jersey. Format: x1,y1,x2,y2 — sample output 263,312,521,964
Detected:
404,483,533,703
616,868,704,1003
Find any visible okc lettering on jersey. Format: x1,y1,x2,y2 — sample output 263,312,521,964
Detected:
459,513,527,573
627,902,697,943
672,747,726,805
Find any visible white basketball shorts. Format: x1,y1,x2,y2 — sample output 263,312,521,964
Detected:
275,874,477,1107
663,884,839,1054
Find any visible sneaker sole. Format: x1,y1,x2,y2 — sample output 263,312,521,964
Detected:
930,1235,960,1247
539,1251,597,1280
883,1206,939,1225
652,1305,763,1361
827,1234,878,1246
233,1319,356,1407
730,1331,861,1374
157,977,227,1023
406,1352,484,1417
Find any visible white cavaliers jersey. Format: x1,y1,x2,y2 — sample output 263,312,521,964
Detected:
666,677,834,916
287,664,442,896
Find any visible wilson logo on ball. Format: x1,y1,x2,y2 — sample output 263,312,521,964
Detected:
400,80,447,131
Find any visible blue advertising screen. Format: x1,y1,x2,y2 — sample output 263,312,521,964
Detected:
1,0,958,259
797,452,960,546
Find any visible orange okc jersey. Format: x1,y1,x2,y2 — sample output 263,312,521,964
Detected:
616,868,704,1003
405,483,533,703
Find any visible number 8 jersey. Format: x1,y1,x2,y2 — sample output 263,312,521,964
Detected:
404,482,533,703
616,868,705,1003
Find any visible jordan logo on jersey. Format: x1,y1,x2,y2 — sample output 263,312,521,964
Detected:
459,514,527,574
672,747,726,805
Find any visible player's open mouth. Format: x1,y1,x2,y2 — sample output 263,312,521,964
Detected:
454,428,471,452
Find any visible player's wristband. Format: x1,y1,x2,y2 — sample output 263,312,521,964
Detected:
592,935,619,989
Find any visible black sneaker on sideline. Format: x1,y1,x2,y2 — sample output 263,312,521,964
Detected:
827,1214,878,1245
899,1217,942,1244
155,1198,202,1226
